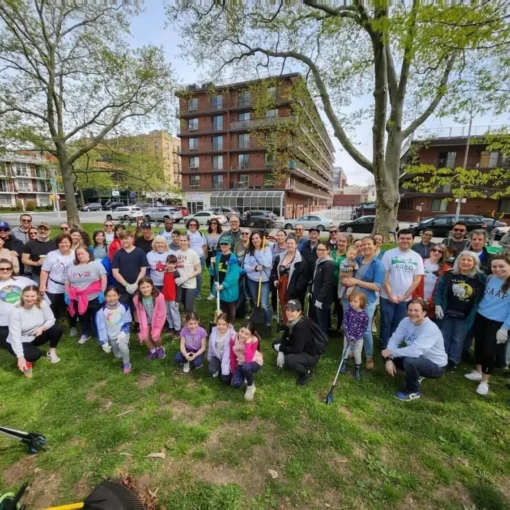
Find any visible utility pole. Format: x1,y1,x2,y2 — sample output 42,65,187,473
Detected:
454,110,474,221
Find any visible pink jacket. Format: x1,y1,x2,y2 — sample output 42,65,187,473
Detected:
133,292,166,343
68,281,102,317
229,335,263,373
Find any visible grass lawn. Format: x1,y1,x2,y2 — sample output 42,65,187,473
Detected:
1,226,510,508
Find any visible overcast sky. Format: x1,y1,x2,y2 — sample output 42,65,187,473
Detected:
129,3,509,186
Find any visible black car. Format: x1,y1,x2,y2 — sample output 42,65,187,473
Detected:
104,201,125,211
339,215,399,234
81,202,104,212
409,214,506,237
241,211,275,230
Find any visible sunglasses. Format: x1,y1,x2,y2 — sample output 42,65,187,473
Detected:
0,267,12,271
210,222,218,225
453,229,466,232
104,224,113,228
61,227,69,230
220,242,229,246
431,248,444,254
0,229,9,233
242,232,250,236
21,219,31,222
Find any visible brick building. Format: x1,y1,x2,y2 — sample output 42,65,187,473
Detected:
399,130,510,223
176,73,334,217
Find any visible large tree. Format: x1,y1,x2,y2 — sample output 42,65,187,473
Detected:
0,0,175,226
167,0,510,236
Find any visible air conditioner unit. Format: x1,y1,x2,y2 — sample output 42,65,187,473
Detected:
189,126,198,131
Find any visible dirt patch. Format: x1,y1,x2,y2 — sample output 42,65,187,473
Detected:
86,380,107,402
2,456,36,486
497,475,510,500
138,374,155,390
432,484,472,507
24,472,63,509
72,473,92,499
166,401,211,425
326,451,350,476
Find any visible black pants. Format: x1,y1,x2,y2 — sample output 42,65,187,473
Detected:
331,295,343,331
236,275,251,319
73,297,101,337
46,292,77,327
2,324,63,362
473,312,507,375
220,300,236,325
393,356,445,393
285,352,319,375
271,285,278,313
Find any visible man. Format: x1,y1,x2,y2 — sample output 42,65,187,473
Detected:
219,215,242,247
443,221,469,255
412,230,434,259
112,231,149,305
0,222,24,262
300,227,320,282
294,224,308,250
467,229,491,274
379,229,425,351
272,299,321,386
21,222,57,285
382,299,447,401
11,214,33,244
158,218,174,244
134,222,155,254
327,226,339,251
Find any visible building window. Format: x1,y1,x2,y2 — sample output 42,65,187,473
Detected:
265,152,275,166
0,163,9,177
238,91,251,107
188,98,198,111
15,163,30,177
212,155,223,170
480,151,499,168
38,195,50,206
438,152,456,169
188,118,198,131
0,180,9,192
35,167,46,178
212,115,223,131
239,112,251,121
239,174,249,188
238,133,250,149
17,178,33,192
499,199,510,214
212,174,223,190
189,138,199,150
268,86,278,100
36,181,49,192
189,156,199,169
212,95,222,110
238,154,250,169
0,194,12,205
263,173,274,188
154,141,159,151
265,109,278,119
212,135,223,151
431,198,448,212
189,175,200,189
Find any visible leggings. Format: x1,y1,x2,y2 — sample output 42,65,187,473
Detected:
73,297,100,337
2,324,63,362
232,362,261,387
109,335,130,364
285,352,319,375
181,288,196,313
473,312,507,375
220,300,236,325
343,338,363,365
46,292,77,327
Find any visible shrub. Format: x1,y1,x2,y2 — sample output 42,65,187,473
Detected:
15,201,23,211
26,200,36,211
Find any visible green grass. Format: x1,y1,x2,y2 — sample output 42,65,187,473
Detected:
1,232,510,508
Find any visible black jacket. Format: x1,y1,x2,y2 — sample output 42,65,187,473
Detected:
271,251,308,303
300,240,318,281
311,258,334,306
472,247,492,275
279,316,318,357
3,236,23,257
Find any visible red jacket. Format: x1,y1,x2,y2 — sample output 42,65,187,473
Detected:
108,237,122,262
413,263,451,318
162,270,181,302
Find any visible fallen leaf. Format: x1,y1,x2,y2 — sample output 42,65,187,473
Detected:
268,469,278,479
116,409,134,417
120,453,133,457
146,451,166,459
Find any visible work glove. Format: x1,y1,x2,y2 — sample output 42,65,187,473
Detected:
315,300,323,310
126,283,137,294
273,343,281,353
435,306,444,320
64,294,70,306
101,342,112,354
117,331,129,348
215,283,223,291
276,351,285,368
175,275,189,286
98,291,105,304
496,328,509,344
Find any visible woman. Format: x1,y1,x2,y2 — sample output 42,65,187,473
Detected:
310,243,334,336
92,230,108,260
244,231,273,327
175,233,202,313
465,255,510,395
4,286,63,378
103,221,115,245
65,245,107,344
147,236,171,290
272,237,308,325
373,233,385,260
271,230,287,314
0,235,19,274
134,217,144,239
186,219,207,300
353,239,363,257
206,219,223,300
331,234,349,331
108,224,125,261
341,237,385,369
70,228,91,251
234,228,252,319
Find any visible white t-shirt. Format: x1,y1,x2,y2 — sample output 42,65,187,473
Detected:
147,250,170,287
175,249,200,289
105,232,115,245
158,229,174,245
423,260,440,300
188,230,206,258
42,250,75,294
0,276,37,326
380,248,424,300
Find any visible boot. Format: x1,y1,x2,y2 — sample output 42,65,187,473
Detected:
355,364,362,381
339,359,348,374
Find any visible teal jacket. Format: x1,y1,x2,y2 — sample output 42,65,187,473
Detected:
211,252,241,303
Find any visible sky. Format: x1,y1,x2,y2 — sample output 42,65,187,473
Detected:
129,3,509,187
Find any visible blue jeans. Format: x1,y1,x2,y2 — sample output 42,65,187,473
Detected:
440,317,466,365
379,298,408,350
195,256,205,298
175,350,204,368
232,362,261,387
343,298,376,358
247,278,271,325
393,356,445,394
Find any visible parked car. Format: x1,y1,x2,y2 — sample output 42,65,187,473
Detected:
339,215,399,234
104,201,125,211
106,206,144,222
241,210,277,223
205,207,240,220
352,204,376,219
409,214,506,237
186,211,228,226
240,211,276,230
175,206,189,217
144,207,183,223
81,202,104,212
283,215,335,231
490,225,509,241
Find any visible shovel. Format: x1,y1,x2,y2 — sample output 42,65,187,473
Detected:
0,425,46,454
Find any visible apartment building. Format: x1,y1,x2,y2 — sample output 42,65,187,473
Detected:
176,73,334,216
143,130,181,188
0,153,64,209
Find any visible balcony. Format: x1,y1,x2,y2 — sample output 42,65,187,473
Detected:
229,116,295,131
288,179,332,200
295,146,333,181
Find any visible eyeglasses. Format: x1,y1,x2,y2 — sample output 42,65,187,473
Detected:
431,249,444,254
295,228,303,231
104,224,113,228
242,232,250,236
453,229,466,233
0,267,12,272
21,219,31,223
61,227,69,231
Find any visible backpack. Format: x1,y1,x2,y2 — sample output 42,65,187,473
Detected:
307,317,328,355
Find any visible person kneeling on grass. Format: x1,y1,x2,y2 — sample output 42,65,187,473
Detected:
96,287,132,374
381,298,447,401
4,285,63,378
133,277,166,360
207,313,235,382
175,311,207,373
230,321,263,401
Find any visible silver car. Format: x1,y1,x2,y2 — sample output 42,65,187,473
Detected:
144,207,183,223
283,214,335,231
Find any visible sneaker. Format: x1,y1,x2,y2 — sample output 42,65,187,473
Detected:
195,364,203,370
212,370,219,378
339,359,348,375
123,363,132,375
244,384,256,401
207,294,215,301
365,358,374,370
476,381,489,395
195,295,202,301
418,377,425,386
395,391,421,401
156,347,166,359
447,360,458,372
46,351,60,364
183,362,191,373
297,371,311,386
23,362,33,379
465,370,482,381
69,327,77,337
146,350,158,360
355,364,362,381
78,335,91,345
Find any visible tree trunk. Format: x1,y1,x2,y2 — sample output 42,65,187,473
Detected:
56,146,81,228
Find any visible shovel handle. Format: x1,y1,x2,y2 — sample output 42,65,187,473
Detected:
44,504,84,510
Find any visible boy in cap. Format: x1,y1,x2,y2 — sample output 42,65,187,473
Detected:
21,223,56,285
134,221,155,254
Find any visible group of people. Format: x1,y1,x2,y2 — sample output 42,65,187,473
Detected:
0,213,509,402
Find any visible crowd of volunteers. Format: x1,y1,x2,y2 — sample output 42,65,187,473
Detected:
0,214,509,402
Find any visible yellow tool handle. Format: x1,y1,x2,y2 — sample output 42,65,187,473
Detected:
44,503,84,510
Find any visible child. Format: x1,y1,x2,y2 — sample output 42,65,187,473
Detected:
230,321,263,401
175,311,207,373
445,246,457,265
169,230,181,252
338,246,359,299
96,287,132,374
340,291,369,380
207,313,234,383
162,254,182,337
133,276,166,360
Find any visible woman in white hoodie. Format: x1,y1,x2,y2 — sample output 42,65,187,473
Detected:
207,313,234,383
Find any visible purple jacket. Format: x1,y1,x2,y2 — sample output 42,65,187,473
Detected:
344,307,369,341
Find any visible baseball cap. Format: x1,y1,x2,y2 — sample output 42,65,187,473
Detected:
141,221,152,229
309,226,320,234
0,221,10,230
219,235,232,246
38,222,50,230
285,299,302,312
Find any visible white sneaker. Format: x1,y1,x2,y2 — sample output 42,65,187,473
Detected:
47,351,61,364
244,384,256,402
476,381,489,395
207,294,215,301
78,335,91,345
212,370,219,378
465,371,482,381
183,362,190,374
69,327,77,337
